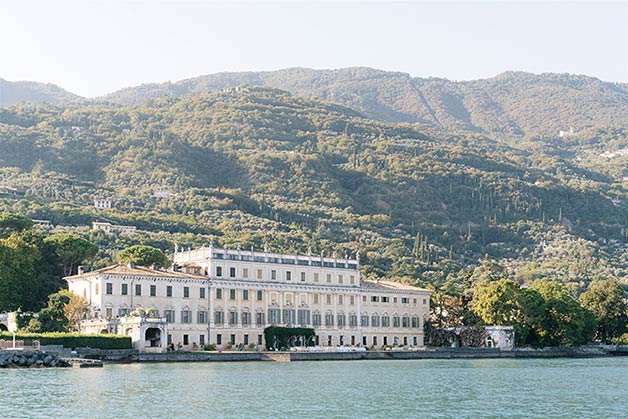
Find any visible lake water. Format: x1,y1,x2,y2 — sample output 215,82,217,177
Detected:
2,357,628,419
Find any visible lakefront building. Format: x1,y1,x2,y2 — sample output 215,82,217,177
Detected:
66,246,431,351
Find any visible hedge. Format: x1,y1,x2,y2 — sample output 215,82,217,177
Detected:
264,327,315,350
0,332,132,349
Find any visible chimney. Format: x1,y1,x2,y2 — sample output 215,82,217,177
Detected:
78,265,84,275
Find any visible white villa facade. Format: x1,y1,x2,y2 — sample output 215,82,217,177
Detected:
66,246,431,351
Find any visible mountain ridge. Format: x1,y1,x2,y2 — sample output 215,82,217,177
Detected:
3,67,628,138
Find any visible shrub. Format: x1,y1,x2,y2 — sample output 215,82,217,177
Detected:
0,332,132,349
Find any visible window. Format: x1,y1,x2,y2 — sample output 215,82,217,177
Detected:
216,288,222,299
350,275,355,284
183,334,189,345
198,311,208,323
412,316,419,328
413,298,417,305
135,284,141,296
214,311,224,324
371,315,380,327
258,334,263,345
393,316,400,328
382,297,389,303
166,286,172,297
382,315,390,327
228,311,237,325
402,297,409,304
361,315,369,327
216,266,223,277
106,307,112,318
349,315,357,327
271,270,277,280
338,274,343,284
371,296,379,303
423,298,427,305
338,295,343,305
229,267,236,278
268,308,281,325
373,336,377,346
350,296,355,305
106,283,113,295
312,313,321,326
200,287,206,299
229,289,236,300
256,290,263,301
297,309,310,326
243,268,248,278
243,334,249,345
413,336,418,346
183,287,190,298
300,272,306,282
121,284,128,295
118,308,130,316
95,283,99,294
402,316,410,328
230,334,235,345
243,290,249,300
326,274,332,283
181,310,192,323
337,314,346,327
362,296,366,302
393,297,397,303
165,310,175,323
404,336,408,346
314,294,319,304
256,312,264,326
326,295,332,304
150,285,156,297
282,309,295,325
257,269,263,279
325,313,334,326
242,312,251,326
199,334,205,346
216,334,222,345
314,273,319,282
286,271,292,281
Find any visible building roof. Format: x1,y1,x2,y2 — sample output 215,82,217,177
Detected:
64,264,207,280
361,279,431,293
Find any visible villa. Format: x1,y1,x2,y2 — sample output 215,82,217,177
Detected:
66,245,431,352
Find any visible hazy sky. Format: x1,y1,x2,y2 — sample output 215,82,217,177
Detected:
1,0,627,97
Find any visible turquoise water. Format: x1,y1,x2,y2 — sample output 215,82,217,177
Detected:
2,358,628,419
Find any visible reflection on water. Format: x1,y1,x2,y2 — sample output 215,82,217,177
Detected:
2,358,627,419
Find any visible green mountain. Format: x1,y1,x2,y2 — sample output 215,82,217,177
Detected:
1,85,627,290
103,67,628,137
0,78,81,107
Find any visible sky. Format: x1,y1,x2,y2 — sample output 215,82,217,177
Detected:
1,0,627,97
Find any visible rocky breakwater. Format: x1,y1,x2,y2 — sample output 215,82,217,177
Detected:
0,350,70,368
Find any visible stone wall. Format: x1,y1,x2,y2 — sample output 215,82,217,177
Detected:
0,350,69,368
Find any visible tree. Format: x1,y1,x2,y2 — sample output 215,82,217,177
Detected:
25,291,71,333
117,245,170,268
472,279,520,325
0,234,40,311
63,290,89,332
44,233,99,277
580,280,628,342
0,213,33,238
531,280,596,347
